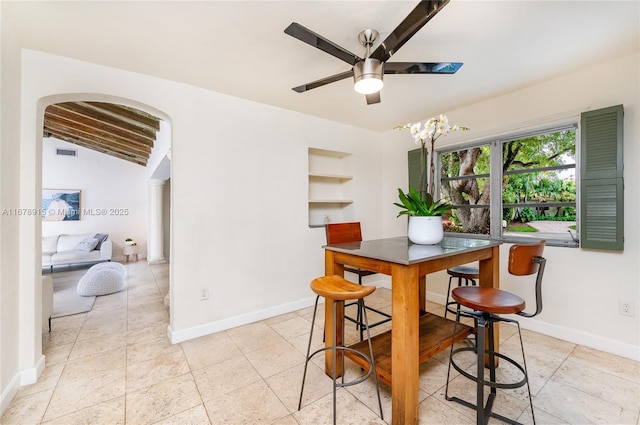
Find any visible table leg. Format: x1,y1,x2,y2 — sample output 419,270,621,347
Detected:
391,263,420,425
418,275,426,314
324,250,345,378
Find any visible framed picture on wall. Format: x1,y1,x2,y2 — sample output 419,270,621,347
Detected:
42,189,80,221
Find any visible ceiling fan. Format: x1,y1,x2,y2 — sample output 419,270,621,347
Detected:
284,0,462,105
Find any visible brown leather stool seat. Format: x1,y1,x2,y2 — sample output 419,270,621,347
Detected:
298,275,383,425
445,241,546,425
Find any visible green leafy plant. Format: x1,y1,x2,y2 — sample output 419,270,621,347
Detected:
394,186,456,217
519,207,537,223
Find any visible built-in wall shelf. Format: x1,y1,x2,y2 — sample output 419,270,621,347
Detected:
308,148,354,227
308,173,353,181
309,200,354,204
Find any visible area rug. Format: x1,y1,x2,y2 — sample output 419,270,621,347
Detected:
52,277,96,318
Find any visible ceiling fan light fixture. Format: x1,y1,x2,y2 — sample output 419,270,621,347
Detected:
353,58,384,94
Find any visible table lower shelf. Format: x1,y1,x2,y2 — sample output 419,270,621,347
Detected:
346,313,473,387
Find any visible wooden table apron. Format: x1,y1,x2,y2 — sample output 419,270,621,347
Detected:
323,243,500,425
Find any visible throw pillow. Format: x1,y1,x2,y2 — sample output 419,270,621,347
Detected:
42,235,60,253
75,238,99,252
93,233,109,249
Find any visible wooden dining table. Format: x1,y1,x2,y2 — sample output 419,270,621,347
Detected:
323,236,500,425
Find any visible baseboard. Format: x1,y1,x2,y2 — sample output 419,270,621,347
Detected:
517,317,640,361
0,355,45,416
168,283,639,361
424,290,639,361
168,296,318,344
20,354,46,386
0,373,20,416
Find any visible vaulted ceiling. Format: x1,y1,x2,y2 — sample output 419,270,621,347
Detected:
43,102,161,166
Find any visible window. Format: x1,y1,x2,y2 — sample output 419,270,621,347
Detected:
438,127,577,247
409,106,624,249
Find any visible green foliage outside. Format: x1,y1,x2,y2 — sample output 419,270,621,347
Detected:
441,129,576,233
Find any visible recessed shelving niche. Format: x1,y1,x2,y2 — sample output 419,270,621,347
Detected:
308,148,354,227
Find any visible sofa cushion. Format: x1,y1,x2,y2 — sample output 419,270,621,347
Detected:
52,250,101,264
57,233,95,252
42,235,60,253
94,233,109,249
75,238,99,252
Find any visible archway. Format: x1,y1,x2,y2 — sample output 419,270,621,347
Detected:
31,93,173,379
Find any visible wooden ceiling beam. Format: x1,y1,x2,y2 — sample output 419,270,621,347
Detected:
44,122,149,163
43,124,151,161
80,102,161,132
42,101,163,167
43,113,153,154
49,103,157,142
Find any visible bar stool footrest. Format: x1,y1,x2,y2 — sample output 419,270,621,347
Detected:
445,395,524,425
449,346,528,390
306,345,375,388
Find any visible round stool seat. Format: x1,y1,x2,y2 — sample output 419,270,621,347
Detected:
447,265,479,279
77,268,127,296
310,275,375,300
452,286,525,315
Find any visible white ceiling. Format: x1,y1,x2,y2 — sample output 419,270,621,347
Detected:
3,1,639,132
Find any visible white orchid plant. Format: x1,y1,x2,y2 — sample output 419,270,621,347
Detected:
397,114,468,201
393,115,468,218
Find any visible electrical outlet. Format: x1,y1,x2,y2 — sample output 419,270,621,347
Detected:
200,288,209,301
619,300,635,317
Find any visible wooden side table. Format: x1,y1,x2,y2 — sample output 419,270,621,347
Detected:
123,244,138,262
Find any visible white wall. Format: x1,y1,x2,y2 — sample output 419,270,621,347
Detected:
17,50,385,353
42,138,148,259
382,53,640,360
0,7,27,414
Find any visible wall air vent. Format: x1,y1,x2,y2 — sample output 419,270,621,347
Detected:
56,148,78,157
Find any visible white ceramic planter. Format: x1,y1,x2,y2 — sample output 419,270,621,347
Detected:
407,216,444,245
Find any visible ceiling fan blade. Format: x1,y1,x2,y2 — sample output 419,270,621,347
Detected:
285,22,362,66
384,62,463,74
370,0,450,63
366,92,381,105
292,70,354,93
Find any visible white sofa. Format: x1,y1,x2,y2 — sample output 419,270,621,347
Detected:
42,233,112,270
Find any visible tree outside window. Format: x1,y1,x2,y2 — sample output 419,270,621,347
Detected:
438,127,577,244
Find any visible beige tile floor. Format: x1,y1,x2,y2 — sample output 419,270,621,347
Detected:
3,261,640,424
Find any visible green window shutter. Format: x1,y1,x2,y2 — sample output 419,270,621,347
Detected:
408,148,426,192
580,105,624,250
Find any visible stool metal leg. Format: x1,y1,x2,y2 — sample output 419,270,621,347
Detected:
444,276,455,319
361,303,384,420
298,296,320,411
476,315,487,425
516,320,536,425
446,309,535,425
299,295,384,424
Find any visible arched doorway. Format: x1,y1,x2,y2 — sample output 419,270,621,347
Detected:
36,94,173,359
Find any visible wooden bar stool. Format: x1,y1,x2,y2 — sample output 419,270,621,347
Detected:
298,275,383,424
326,222,391,341
445,241,546,425
445,265,479,319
